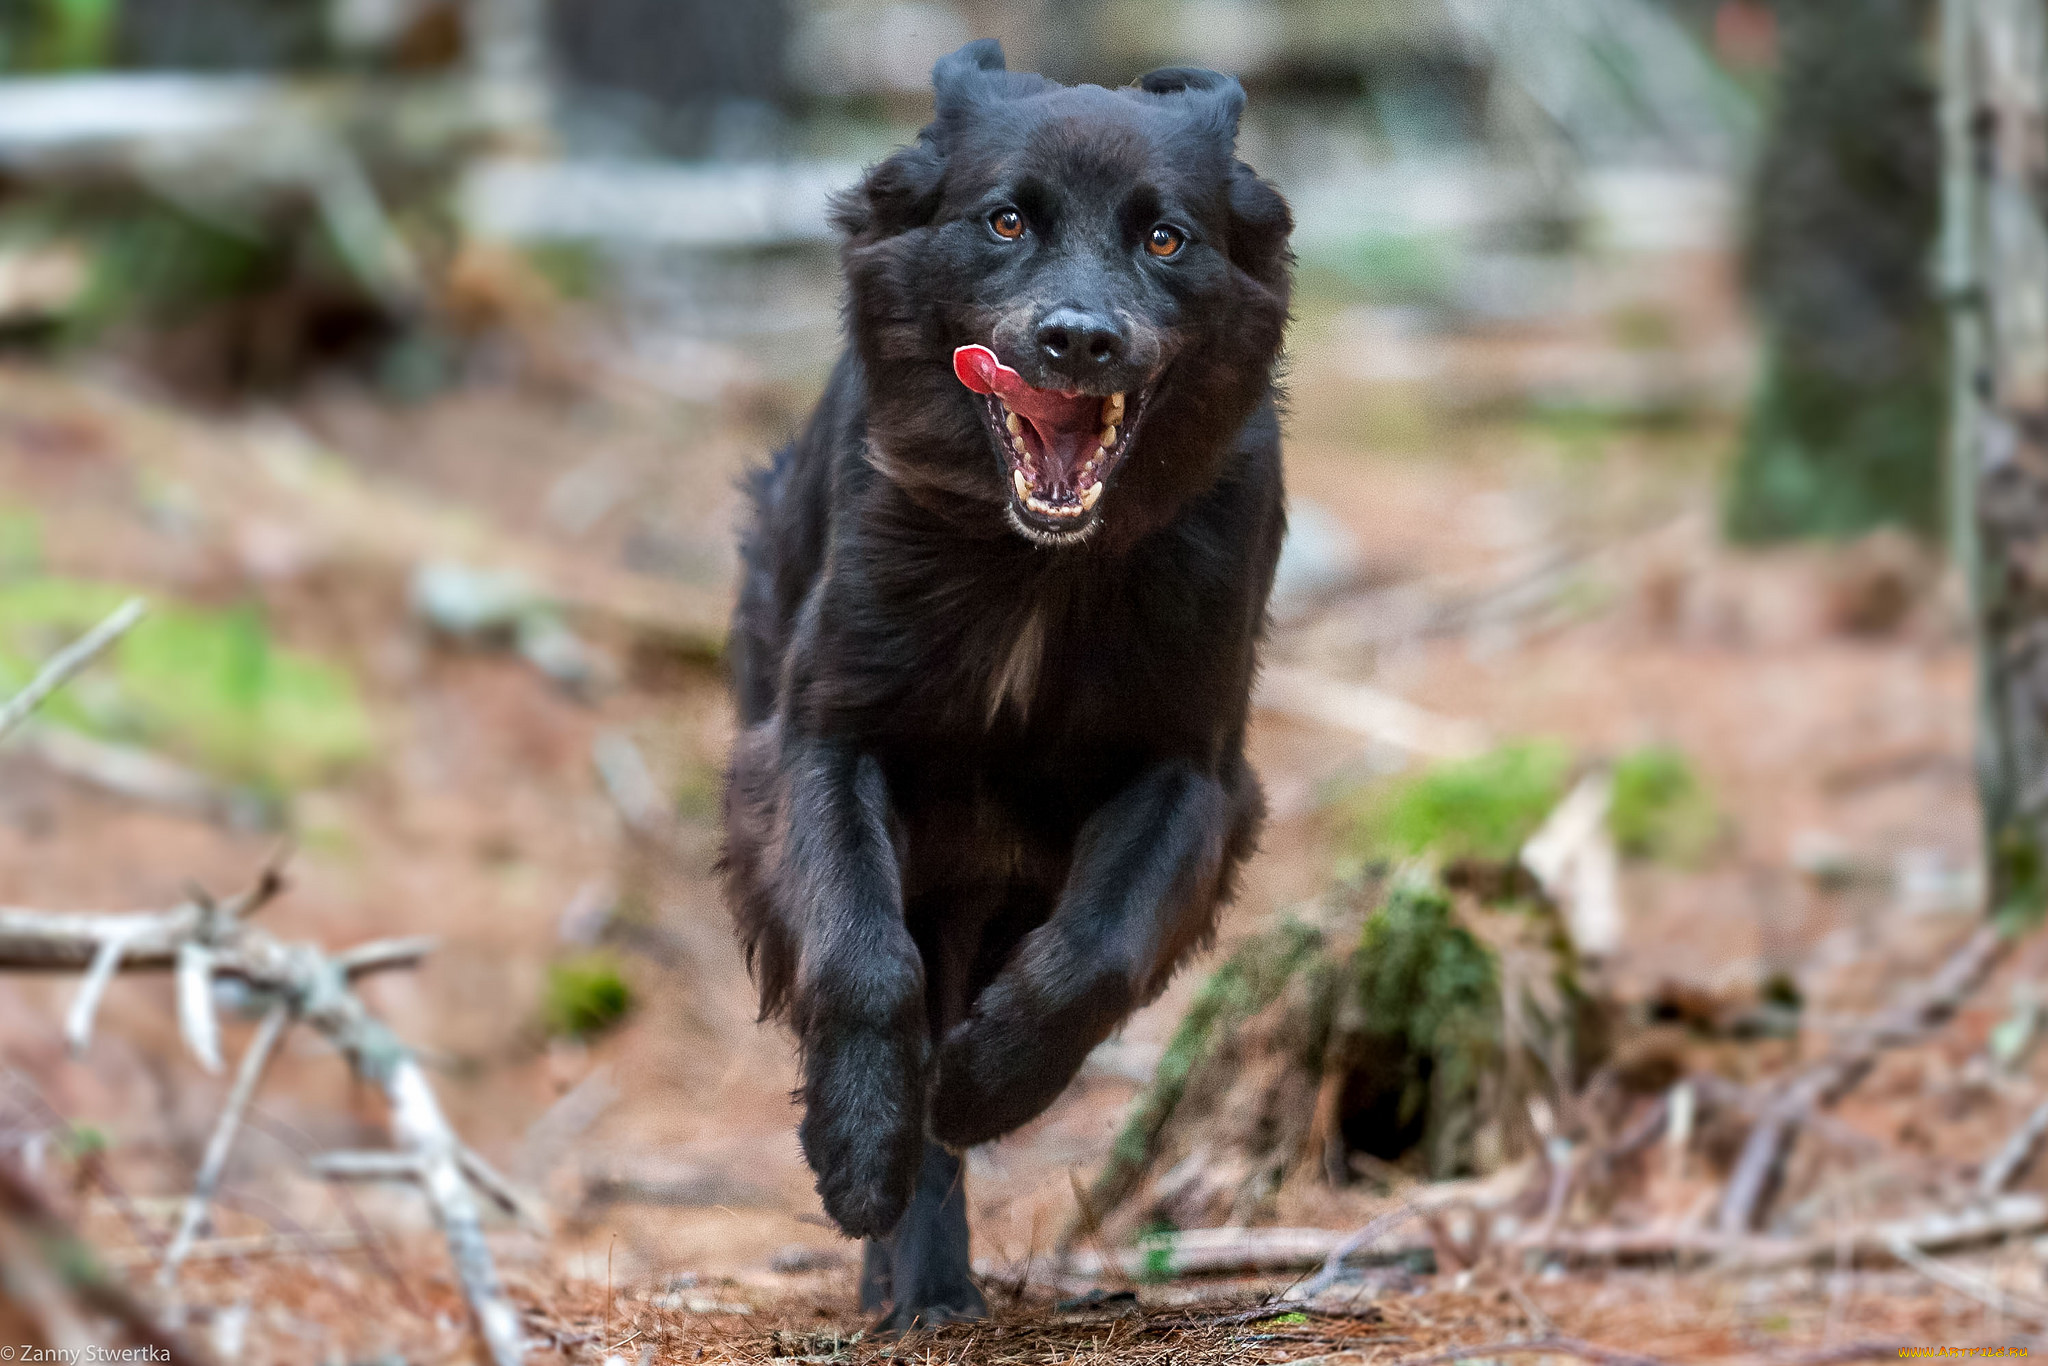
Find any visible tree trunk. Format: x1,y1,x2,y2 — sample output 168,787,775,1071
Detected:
1943,0,2048,921
1726,0,1946,543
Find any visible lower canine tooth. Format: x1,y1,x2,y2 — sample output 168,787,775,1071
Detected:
1080,483,1102,510
1013,469,1030,500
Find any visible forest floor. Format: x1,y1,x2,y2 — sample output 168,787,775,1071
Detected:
0,246,2037,1363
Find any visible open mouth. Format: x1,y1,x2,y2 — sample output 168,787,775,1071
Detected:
954,345,1147,542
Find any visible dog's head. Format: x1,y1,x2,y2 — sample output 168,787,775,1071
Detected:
836,40,1292,547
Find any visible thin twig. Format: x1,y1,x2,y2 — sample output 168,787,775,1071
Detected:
460,1144,553,1236
64,927,135,1056
1981,1094,2048,1196
1291,1203,1424,1300
310,1151,425,1180
107,1229,360,1270
332,935,439,976
1885,1234,2048,1325
0,597,146,742
176,942,222,1074
1718,924,2011,1233
159,1002,291,1284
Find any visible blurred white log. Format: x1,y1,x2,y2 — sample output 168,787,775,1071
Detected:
1256,665,1488,760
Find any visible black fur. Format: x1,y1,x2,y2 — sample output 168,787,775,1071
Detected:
722,38,1292,1329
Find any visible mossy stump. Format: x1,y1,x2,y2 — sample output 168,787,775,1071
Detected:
1068,871,1600,1254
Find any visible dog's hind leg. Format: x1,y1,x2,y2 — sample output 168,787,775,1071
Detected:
868,1140,985,1332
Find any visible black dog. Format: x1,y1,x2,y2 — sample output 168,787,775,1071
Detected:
722,39,1292,1329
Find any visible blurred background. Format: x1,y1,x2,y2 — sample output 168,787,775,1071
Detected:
0,2,2019,1362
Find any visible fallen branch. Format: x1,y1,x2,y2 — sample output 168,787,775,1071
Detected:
1540,1193,2048,1271
1717,924,2011,1233
1057,1193,2048,1283
0,607,535,1358
1062,1226,1377,1280
0,597,146,742
0,870,532,1364
1255,666,1488,760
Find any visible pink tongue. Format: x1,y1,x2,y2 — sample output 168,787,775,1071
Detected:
952,345,1101,483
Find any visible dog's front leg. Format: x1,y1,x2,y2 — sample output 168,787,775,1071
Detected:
777,741,929,1237
929,761,1246,1149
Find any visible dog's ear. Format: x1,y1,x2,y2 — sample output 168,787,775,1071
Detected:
832,141,947,242
1137,66,1246,136
932,39,1007,120
1226,162,1292,289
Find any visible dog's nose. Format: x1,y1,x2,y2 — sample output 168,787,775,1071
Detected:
1035,308,1124,372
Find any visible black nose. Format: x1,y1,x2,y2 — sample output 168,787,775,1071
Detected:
1035,307,1124,373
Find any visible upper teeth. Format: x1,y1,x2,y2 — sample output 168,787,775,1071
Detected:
1102,393,1124,423
1005,411,1023,437
1098,425,1117,448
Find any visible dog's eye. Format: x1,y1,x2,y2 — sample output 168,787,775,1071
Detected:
1146,224,1185,258
989,209,1025,241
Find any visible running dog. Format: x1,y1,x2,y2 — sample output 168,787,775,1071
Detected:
722,38,1292,1329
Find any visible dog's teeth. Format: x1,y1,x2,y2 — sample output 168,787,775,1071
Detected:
1080,482,1102,511
1005,411,1023,437
1013,469,1030,501
1098,425,1117,448
1102,393,1124,422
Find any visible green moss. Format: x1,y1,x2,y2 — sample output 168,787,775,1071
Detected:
1342,741,1573,869
1357,882,1501,1176
544,953,634,1040
1096,917,1324,1207
0,578,372,786
1608,747,1718,865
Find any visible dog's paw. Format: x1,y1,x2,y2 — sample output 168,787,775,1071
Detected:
799,1029,927,1238
811,1151,915,1240
928,1018,1035,1149
869,1284,988,1336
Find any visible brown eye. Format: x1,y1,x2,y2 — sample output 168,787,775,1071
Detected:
1146,224,1184,258
990,209,1025,240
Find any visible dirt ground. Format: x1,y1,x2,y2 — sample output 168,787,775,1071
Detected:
0,239,2036,1363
